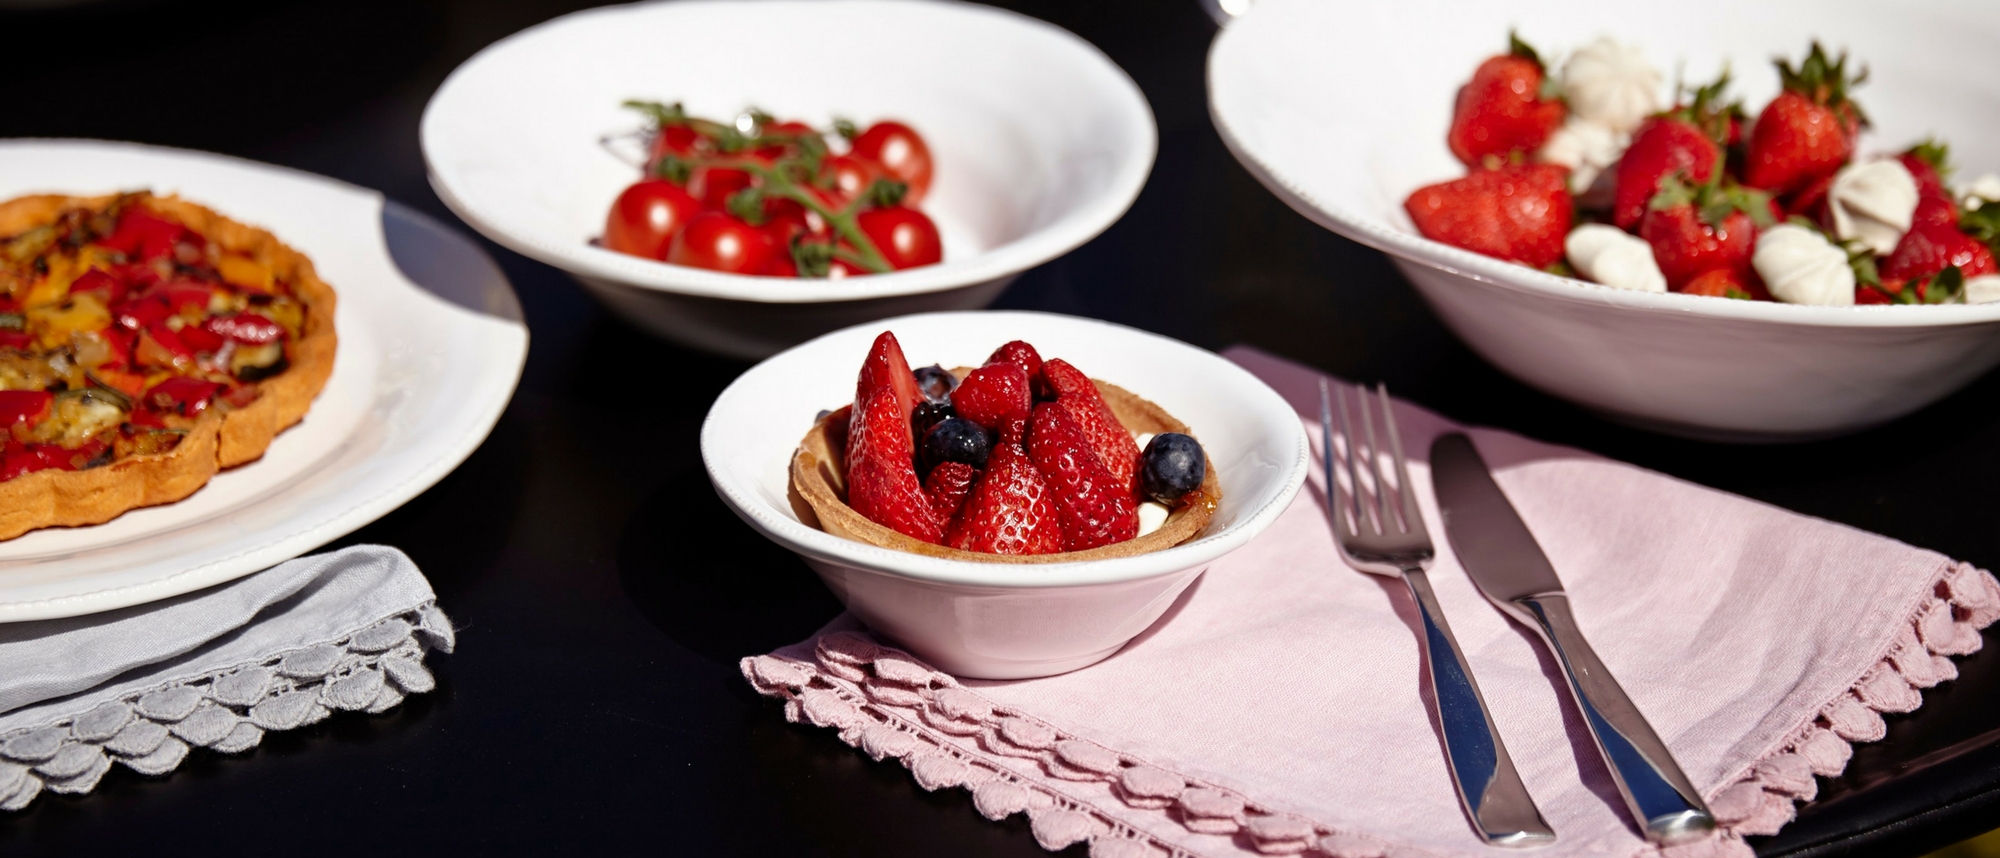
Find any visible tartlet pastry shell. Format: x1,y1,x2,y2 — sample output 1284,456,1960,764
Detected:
791,374,1220,563
0,193,338,540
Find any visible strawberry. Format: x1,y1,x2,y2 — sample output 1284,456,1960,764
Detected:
1041,358,1140,491
951,362,1031,430
1404,163,1572,268
924,461,980,531
1639,175,1773,290
1026,402,1138,551
1744,43,1868,195
1612,72,1735,230
846,332,942,543
1899,140,1953,204
948,431,1062,555
986,340,1046,398
1680,268,1762,300
1447,33,1566,168
1880,222,1998,287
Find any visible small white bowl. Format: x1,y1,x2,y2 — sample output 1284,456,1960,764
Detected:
701,311,1309,679
1210,0,2000,441
423,0,1156,360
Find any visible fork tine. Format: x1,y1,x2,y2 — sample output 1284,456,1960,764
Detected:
1355,383,1395,534
1333,382,1370,535
1376,383,1423,537
1318,378,1346,536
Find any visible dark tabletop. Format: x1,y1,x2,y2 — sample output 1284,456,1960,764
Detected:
3,0,1998,855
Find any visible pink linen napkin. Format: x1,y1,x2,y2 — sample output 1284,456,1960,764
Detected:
741,346,2000,858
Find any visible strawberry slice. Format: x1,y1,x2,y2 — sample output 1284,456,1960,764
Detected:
1041,358,1139,491
1026,402,1138,552
924,461,980,531
846,332,942,543
948,431,1061,555
951,362,1030,430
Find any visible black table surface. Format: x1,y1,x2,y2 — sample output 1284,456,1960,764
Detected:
4,1,1999,855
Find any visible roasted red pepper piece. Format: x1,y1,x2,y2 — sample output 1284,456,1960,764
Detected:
202,312,285,344
177,325,225,353
154,281,215,315
0,390,53,428
137,323,196,370
112,297,169,331
0,331,32,351
68,268,129,305
0,442,49,482
98,208,191,261
142,376,221,417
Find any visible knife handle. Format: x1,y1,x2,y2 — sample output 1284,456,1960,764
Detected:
1514,593,1715,845
1402,569,1555,847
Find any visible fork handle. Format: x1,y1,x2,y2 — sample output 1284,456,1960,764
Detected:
1512,594,1715,845
1402,569,1556,847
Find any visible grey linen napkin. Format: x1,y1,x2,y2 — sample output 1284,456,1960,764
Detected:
0,545,453,810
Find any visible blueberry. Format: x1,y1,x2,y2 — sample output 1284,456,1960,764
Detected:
913,365,958,405
911,401,954,444
921,416,992,473
1140,433,1206,506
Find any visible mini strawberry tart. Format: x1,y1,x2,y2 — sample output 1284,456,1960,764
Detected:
1406,35,2000,306
791,331,1219,561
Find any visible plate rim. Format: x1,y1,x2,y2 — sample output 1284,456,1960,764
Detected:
0,139,528,622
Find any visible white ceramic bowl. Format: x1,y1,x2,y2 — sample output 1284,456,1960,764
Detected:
702,311,1309,678
423,0,1156,360
1210,0,2000,441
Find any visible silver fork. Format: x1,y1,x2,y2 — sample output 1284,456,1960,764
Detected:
1320,380,1556,848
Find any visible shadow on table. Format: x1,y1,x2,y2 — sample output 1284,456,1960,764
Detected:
617,469,843,666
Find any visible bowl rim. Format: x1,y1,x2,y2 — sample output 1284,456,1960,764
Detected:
700,310,1312,589
420,0,1158,306
1205,16,2000,331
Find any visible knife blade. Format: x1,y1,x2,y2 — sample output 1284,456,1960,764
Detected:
1429,433,1716,846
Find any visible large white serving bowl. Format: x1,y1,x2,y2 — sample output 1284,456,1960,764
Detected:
702,311,1309,679
1210,0,2000,441
423,0,1155,360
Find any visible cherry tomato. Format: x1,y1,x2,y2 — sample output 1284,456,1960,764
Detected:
762,252,799,278
649,124,704,162
850,121,934,204
667,211,777,274
755,120,818,158
857,207,942,270
820,155,881,206
604,180,702,260
689,165,756,211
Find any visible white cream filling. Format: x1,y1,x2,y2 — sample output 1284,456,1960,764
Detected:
1559,36,1663,134
1754,224,1856,306
1828,160,1920,255
1137,501,1170,537
1565,223,1666,292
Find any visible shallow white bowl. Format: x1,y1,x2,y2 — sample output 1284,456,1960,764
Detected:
702,311,1309,678
423,0,1155,360
1210,0,2000,441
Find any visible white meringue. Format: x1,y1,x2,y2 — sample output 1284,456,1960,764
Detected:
1538,117,1629,195
1966,274,2000,304
1754,224,1855,306
1828,160,1919,255
1963,173,2000,210
1564,223,1666,292
1559,37,1663,134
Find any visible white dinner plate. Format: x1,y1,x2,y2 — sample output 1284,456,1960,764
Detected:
0,140,528,622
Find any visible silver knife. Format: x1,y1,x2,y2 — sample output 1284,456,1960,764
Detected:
1429,433,1716,846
